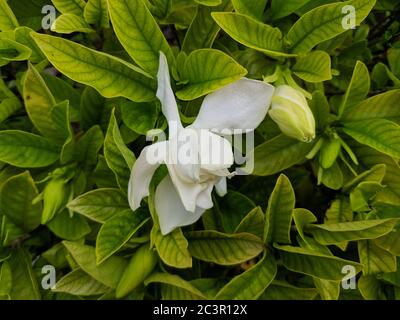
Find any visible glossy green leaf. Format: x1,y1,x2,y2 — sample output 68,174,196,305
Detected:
54,269,110,296
63,241,127,288
251,135,314,176
75,125,104,166
0,0,19,31
265,174,295,244
341,90,400,122
47,210,91,241
120,101,158,135
176,49,247,100
182,0,232,53
145,272,207,299
274,244,362,280
215,252,277,299
68,188,130,223
8,249,40,300
0,97,21,124
31,33,156,102
84,0,109,28
292,50,332,82
104,111,135,190
235,207,265,239
107,0,175,76
0,38,31,65
0,171,41,232
51,14,94,34
287,0,376,53
0,131,59,168
259,280,318,300
51,0,86,15
339,61,370,118
358,240,397,275
0,261,11,297
212,12,289,57
343,119,400,158
269,0,311,19
231,0,267,20
309,219,398,245
186,231,264,265
96,208,149,264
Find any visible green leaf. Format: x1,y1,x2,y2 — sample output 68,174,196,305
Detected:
215,252,277,299
358,275,382,300
151,226,193,269
265,174,295,244
287,0,376,53
341,90,400,122
63,241,127,288
0,0,19,31
47,210,91,241
51,101,75,164
231,0,267,20
120,101,158,135
176,49,247,100
343,164,386,192
0,215,24,246
343,119,400,158
182,0,232,53
375,230,400,256
186,231,264,265
145,272,207,299
51,14,94,34
51,0,86,15
23,63,59,139
293,208,317,243
54,269,110,296
84,0,109,28
388,47,400,77
274,244,362,280
104,110,136,190
68,188,130,223
107,0,175,76
269,0,311,20
195,0,222,5
8,0,48,31
0,171,41,232
14,26,46,63
235,207,265,239
338,61,370,118
0,97,21,124
313,278,340,300
259,280,318,300
319,162,344,190
324,198,353,224
251,135,314,176
358,240,397,275
292,50,332,82
217,191,255,233
309,219,398,245
8,249,40,300
0,38,31,65
0,130,59,168
352,143,400,204
75,125,104,166
0,261,12,297
31,32,156,102
212,12,289,58
96,208,150,264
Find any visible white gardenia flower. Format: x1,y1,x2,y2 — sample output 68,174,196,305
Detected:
269,85,316,142
128,52,274,235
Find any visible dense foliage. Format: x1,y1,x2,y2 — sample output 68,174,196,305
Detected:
0,0,400,300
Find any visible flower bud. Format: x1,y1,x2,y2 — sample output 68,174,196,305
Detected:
269,85,316,142
41,178,70,224
116,244,158,298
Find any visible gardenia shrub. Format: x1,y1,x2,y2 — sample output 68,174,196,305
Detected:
0,0,399,301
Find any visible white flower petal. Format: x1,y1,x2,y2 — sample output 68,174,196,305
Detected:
198,130,234,173
166,163,205,212
215,177,227,197
156,52,182,130
155,176,205,235
195,183,214,210
127,141,167,211
192,78,275,133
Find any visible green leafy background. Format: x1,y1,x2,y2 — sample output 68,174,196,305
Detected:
0,0,400,300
